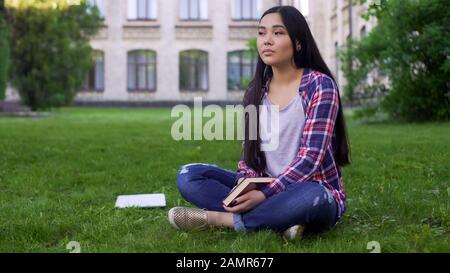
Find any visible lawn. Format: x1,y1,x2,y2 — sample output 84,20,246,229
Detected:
0,107,448,252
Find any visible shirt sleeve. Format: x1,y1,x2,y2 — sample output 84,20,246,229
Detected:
259,75,340,198
237,159,258,177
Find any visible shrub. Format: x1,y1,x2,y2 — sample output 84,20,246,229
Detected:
8,1,102,110
340,0,450,121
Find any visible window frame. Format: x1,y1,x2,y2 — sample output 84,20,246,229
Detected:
232,0,260,21
179,0,208,21
179,50,209,92
127,50,157,92
227,50,257,91
83,50,105,92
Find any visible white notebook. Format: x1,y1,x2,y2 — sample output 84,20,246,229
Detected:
115,193,166,208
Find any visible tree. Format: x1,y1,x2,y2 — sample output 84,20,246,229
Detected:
8,0,102,110
0,1,9,101
341,0,450,121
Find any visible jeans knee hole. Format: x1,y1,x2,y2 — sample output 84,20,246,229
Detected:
179,167,189,174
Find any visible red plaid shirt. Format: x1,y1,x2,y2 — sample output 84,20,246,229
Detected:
237,68,347,220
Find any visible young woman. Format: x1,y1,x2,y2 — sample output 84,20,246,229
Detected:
168,5,351,239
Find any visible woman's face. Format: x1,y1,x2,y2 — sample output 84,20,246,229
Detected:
257,13,295,67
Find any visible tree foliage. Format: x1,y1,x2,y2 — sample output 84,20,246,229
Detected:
341,0,450,121
8,0,102,110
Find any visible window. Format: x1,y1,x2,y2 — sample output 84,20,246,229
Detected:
87,0,105,18
179,50,208,91
227,50,257,90
231,0,260,20
179,0,208,20
127,50,157,91
128,0,158,20
83,51,104,92
360,26,367,38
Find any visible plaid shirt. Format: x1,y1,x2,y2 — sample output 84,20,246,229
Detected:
237,68,347,220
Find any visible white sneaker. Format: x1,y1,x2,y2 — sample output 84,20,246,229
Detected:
283,225,305,240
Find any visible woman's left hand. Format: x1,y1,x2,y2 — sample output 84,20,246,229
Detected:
223,190,266,213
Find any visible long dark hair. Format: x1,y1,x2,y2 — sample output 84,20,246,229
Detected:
243,5,351,174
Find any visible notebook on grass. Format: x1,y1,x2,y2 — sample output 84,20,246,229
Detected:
115,193,166,208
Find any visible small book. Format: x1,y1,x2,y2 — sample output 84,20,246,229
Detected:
223,177,274,207
115,193,166,208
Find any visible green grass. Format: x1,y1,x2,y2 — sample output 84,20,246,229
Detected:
0,107,448,252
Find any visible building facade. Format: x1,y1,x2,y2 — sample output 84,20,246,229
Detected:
7,0,378,104
5,0,310,104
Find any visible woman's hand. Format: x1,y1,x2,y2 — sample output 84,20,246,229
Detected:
223,190,266,213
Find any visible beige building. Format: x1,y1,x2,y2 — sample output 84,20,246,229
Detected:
6,0,310,104
7,0,377,104
75,0,307,105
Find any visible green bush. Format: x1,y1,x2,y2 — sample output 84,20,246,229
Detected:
0,14,9,101
8,2,102,110
341,0,450,121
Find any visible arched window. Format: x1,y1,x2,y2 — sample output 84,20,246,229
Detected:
227,50,257,90
127,50,157,91
179,50,209,91
83,50,104,92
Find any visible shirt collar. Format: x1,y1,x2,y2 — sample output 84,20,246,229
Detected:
262,67,312,95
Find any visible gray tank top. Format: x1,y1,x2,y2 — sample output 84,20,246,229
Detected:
260,92,305,178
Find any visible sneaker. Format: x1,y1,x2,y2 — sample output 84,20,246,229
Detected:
283,225,305,240
168,207,208,230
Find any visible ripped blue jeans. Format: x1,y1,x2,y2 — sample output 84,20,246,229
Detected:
176,163,339,233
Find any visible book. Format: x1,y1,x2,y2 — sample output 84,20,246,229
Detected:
115,193,166,208
223,177,274,207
